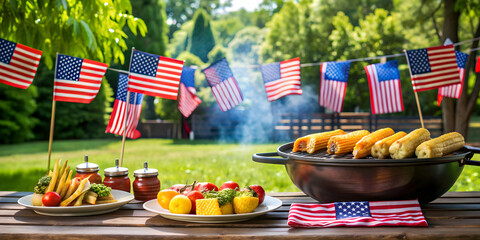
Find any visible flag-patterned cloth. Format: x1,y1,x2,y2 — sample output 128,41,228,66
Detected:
53,54,108,104
288,200,428,228
0,38,42,89
127,49,184,100
437,51,468,106
261,57,302,101
178,66,201,118
405,45,460,92
365,60,404,114
319,62,350,113
105,73,143,139
202,58,243,112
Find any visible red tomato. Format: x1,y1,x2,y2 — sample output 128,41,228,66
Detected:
219,181,239,191
249,185,265,204
187,190,204,214
42,192,61,206
194,182,218,193
168,184,186,193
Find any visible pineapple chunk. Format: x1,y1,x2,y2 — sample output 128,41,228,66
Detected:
196,198,222,215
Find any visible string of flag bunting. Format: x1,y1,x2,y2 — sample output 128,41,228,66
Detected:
1,36,480,171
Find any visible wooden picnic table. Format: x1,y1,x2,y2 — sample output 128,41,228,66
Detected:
1,191,480,239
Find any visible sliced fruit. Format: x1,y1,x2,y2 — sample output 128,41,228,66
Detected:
169,195,192,214
196,198,222,215
233,196,259,214
157,189,180,210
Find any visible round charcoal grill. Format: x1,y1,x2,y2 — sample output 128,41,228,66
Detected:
253,142,480,204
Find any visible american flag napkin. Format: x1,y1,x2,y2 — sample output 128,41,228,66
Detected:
288,200,427,228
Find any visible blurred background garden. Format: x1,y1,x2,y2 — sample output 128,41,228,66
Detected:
1,0,480,192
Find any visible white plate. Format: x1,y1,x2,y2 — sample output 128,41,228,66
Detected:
17,190,134,216
143,196,282,223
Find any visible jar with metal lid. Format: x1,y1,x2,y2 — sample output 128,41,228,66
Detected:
133,162,160,202
103,159,131,192
74,155,102,184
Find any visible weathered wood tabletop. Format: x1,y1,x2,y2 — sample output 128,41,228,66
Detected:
1,191,480,239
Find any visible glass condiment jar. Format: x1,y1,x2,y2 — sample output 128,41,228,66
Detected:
74,155,102,184
103,159,131,192
133,162,160,202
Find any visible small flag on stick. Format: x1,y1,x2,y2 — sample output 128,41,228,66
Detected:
202,58,243,112
319,62,350,113
178,66,201,118
53,54,108,104
261,57,302,102
106,73,143,139
365,60,404,114
0,38,42,89
437,51,468,106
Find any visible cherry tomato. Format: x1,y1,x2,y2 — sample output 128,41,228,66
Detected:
42,192,61,206
249,185,265,204
187,190,204,214
194,182,218,192
219,181,239,191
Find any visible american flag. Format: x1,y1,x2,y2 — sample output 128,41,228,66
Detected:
178,66,202,118
288,200,427,228
405,45,460,92
319,62,350,113
0,38,42,89
365,60,404,114
53,54,108,104
261,57,302,101
437,50,468,106
202,58,243,112
127,49,184,100
105,73,143,139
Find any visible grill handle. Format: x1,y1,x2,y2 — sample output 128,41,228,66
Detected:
252,152,289,165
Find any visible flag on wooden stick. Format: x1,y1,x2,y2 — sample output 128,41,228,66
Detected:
319,62,350,113
105,73,143,139
202,58,243,112
53,54,108,104
178,66,201,118
365,60,404,114
405,45,460,92
261,57,302,102
127,49,184,100
437,50,468,106
0,38,42,89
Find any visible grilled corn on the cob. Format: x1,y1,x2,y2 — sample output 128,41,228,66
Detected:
389,128,431,159
371,131,407,159
415,132,465,158
327,130,370,155
353,128,395,159
305,129,346,154
292,134,314,152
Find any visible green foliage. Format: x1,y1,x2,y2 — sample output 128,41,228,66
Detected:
207,45,227,64
168,21,194,58
212,17,245,47
228,26,267,65
188,8,216,62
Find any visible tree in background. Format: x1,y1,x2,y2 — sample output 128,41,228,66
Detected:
188,9,216,63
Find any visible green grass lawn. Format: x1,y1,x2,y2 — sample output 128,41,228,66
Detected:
0,137,479,193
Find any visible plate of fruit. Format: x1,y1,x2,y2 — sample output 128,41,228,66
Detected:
143,181,282,223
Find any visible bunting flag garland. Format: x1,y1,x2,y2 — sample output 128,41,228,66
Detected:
178,66,202,118
127,49,184,100
53,54,108,104
106,73,143,139
365,60,404,114
0,38,42,89
405,45,461,92
476,56,480,73
437,51,468,106
319,62,350,113
261,57,302,101
202,58,243,112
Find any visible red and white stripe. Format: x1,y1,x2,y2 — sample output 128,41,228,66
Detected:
437,68,465,106
105,96,142,139
365,64,404,114
128,57,183,100
53,59,108,104
178,83,202,118
211,77,243,112
0,43,42,89
409,45,460,92
288,200,428,228
319,63,347,113
265,57,302,101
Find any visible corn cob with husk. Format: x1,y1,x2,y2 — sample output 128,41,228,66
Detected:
327,130,370,155
303,129,346,154
415,132,464,158
371,131,407,159
389,128,430,159
353,128,395,159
